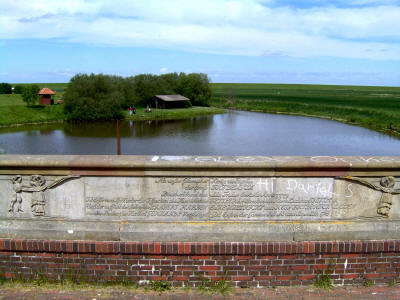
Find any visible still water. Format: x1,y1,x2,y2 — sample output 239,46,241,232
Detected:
0,110,399,156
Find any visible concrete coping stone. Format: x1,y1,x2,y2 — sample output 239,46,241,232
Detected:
1,155,400,177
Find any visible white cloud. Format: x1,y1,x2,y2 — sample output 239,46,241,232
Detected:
0,0,399,60
160,67,168,73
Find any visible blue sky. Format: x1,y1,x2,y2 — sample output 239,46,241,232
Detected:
1,0,399,85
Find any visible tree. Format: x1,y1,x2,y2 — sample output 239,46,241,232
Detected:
159,72,179,93
132,74,161,106
63,73,124,121
177,73,212,106
21,85,40,106
0,83,12,94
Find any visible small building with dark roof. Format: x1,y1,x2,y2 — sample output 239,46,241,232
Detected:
151,94,191,109
38,88,56,105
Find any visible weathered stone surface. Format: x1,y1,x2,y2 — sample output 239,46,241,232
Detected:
1,155,400,241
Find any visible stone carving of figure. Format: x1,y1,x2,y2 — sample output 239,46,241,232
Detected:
8,174,79,217
27,175,47,216
8,175,24,212
339,176,400,217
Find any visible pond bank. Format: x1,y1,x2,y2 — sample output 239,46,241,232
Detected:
210,83,400,139
211,102,400,139
0,106,225,128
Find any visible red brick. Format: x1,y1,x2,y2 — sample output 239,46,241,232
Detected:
298,275,316,280
88,265,107,270
154,242,161,254
177,266,196,271
256,275,274,280
259,256,277,260
277,275,295,281
364,274,380,278
4,273,15,278
191,255,210,260
199,266,219,271
281,255,296,259
233,276,252,281
311,265,329,270
269,266,286,271
38,253,56,257
173,276,187,281
184,242,191,255
236,256,252,260
342,254,360,258
342,274,358,279
247,265,265,270
291,265,308,270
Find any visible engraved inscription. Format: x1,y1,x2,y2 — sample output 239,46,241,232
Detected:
85,177,337,220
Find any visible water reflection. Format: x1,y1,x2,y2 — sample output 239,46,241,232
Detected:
0,111,399,156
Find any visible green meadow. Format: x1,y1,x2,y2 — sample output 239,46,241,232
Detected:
211,83,400,138
0,89,223,126
0,94,65,126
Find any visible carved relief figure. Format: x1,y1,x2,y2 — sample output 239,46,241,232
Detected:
27,175,47,216
8,175,24,212
339,176,400,217
8,175,79,217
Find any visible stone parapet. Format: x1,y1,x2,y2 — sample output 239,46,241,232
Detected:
1,155,400,241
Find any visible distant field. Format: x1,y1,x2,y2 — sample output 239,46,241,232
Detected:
12,83,68,96
0,94,65,125
211,83,400,138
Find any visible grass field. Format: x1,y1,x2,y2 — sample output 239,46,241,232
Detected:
0,94,65,126
0,92,224,126
210,83,400,138
122,106,225,121
14,83,68,95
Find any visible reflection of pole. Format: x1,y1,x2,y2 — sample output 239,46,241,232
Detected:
116,119,121,155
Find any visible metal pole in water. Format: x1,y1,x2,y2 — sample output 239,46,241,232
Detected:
116,119,121,155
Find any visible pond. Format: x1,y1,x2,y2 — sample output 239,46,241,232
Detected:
0,110,399,156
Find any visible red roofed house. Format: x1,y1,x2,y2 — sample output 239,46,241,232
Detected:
39,88,56,105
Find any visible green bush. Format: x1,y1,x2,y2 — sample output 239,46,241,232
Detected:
131,74,162,106
130,72,212,107
177,73,212,106
63,71,212,121
21,85,40,106
0,83,12,94
64,73,124,121
12,84,25,94
147,280,172,292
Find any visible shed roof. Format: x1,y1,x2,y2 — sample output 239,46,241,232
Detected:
154,94,189,102
39,88,56,95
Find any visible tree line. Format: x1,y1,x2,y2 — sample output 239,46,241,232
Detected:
0,82,40,105
63,72,212,121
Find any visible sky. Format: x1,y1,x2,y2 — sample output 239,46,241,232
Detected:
0,0,399,86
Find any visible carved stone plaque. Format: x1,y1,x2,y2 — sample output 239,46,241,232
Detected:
2,175,399,222
83,177,339,221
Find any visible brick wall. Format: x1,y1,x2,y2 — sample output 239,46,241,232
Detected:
0,239,399,287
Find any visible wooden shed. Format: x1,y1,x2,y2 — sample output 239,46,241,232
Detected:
151,94,190,109
39,88,56,105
